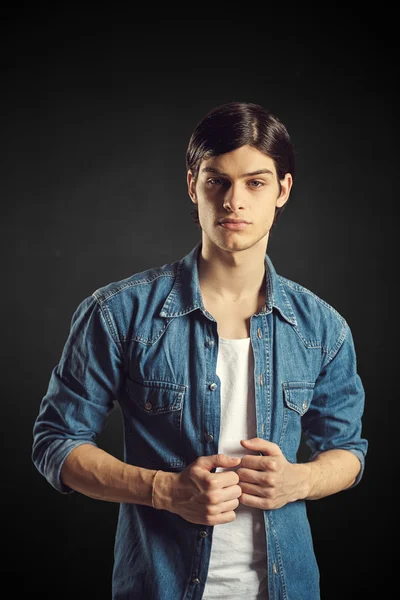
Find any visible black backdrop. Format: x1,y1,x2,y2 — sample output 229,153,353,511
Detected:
3,14,396,600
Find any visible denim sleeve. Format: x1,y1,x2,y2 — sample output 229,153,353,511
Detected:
301,323,368,488
31,294,124,494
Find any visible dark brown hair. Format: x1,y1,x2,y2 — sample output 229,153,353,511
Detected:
186,101,295,231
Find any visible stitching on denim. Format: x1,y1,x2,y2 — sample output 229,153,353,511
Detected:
331,321,348,357
322,321,349,369
269,514,289,600
160,259,184,314
131,378,188,391
292,326,335,355
283,385,314,414
265,258,274,311
264,315,272,440
95,271,177,303
281,276,346,325
162,306,204,317
282,381,315,389
288,303,348,362
292,326,323,350
121,317,173,346
178,386,185,461
279,399,289,446
92,292,123,355
182,531,203,599
276,277,297,325
280,384,314,445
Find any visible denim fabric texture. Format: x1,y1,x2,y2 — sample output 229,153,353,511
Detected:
32,241,368,600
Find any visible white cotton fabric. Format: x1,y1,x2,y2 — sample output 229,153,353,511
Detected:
202,336,268,600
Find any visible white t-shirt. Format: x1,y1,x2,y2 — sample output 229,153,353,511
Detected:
202,336,268,600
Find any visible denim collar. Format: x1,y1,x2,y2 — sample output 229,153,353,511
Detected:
160,241,297,326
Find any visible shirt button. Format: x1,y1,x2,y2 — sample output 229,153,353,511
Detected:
209,383,217,391
144,402,152,410
192,577,200,584
199,530,208,538
302,400,307,410
257,327,262,339
206,339,214,347
205,433,214,442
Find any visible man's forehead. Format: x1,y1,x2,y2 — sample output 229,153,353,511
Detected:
200,147,277,177
202,145,275,165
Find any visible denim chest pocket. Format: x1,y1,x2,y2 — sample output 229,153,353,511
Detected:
282,382,315,415
124,377,188,469
279,382,315,450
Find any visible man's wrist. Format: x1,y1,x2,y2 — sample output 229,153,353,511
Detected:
152,470,177,511
295,462,314,500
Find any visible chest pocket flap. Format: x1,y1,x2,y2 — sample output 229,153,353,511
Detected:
125,378,186,415
282,381,315,416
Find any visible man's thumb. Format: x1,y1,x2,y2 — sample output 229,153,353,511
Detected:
198,453,241,471
240,438,281,455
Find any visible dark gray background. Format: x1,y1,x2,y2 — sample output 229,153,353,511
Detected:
3,14,396,599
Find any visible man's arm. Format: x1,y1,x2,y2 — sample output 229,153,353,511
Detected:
238,321,367,510
237,438,361,509
61,444,157,505
301,447,361,499
61,443,243,525
34,293,241,525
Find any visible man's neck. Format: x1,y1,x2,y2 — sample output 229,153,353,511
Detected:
197,239,267,304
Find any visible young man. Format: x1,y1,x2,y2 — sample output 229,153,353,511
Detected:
32,102,368,600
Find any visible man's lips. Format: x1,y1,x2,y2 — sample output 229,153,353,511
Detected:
218,219,251,230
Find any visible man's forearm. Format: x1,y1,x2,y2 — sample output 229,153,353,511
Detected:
60,446,243,527
300,449,361,500
61,444,157,505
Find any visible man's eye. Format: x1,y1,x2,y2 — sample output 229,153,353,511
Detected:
248,180,264,188
207,178,225,185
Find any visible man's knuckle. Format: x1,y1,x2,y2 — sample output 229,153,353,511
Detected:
205,478,218,491
206,491,219,505
205,504,217,516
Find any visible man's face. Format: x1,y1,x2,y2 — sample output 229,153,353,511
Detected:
187,145,292,254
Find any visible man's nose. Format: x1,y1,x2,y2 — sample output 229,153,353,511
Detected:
223,182,244,211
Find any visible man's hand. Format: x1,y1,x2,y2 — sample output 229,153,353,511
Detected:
237,438,309,510
156,454,242,525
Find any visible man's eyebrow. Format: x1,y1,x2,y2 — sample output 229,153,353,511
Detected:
201,166,274,177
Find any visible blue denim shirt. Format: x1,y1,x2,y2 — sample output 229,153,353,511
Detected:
32,241,368,600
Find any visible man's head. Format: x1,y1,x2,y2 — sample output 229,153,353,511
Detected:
186,102,294,252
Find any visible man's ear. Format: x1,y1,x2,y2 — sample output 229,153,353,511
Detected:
187,170,197,204
276,173,293,208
